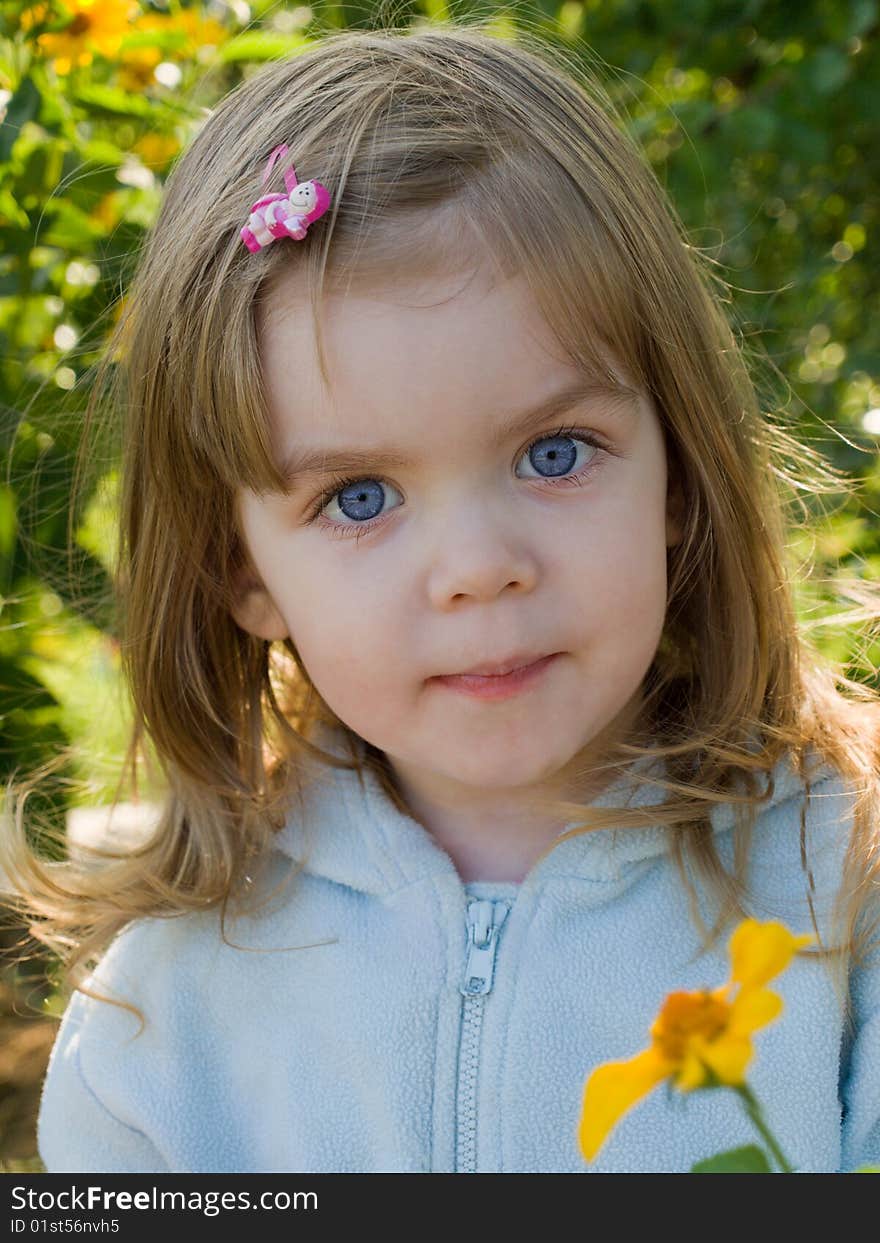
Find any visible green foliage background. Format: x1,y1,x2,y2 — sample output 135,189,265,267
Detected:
1,0,879,841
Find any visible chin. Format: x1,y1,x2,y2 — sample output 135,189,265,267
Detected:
436,743,575,791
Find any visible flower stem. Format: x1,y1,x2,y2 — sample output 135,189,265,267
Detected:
735,1084,794,1173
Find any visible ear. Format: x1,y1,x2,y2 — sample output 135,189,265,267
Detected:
229,567,289,642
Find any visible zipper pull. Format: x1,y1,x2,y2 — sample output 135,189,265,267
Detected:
460,899,510,997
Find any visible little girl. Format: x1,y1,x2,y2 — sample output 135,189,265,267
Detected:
5,22,880,1174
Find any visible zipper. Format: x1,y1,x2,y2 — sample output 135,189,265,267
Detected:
455,898,511,1172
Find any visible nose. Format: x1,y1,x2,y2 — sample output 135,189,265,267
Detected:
425,497,539,609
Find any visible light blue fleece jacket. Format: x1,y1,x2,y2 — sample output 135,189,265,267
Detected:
38,723,880,1173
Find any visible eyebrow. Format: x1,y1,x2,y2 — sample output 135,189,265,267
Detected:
277,376,639,487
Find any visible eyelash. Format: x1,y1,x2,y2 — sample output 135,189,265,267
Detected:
304,424,610,542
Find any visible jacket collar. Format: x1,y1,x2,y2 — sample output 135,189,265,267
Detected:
272,719,836,898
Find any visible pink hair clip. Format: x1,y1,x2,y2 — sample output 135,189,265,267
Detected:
240,143,331,253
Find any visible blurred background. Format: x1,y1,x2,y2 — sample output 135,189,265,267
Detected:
1,0,878,1170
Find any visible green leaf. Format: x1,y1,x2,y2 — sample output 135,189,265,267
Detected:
0,77,41,164
0,185,29,229
39,197,104,250
807,47,851,95
118,29,194,54
71,86,199,123
71,84,157,121
0,480,16,561
216,31,311,64
77,139,127,171
847,0,878,37
691,1144,773,1173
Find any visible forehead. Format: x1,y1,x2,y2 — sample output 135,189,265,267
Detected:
257,265,628,440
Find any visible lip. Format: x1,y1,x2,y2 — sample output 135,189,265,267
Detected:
430,652,562,701
448,652,557,677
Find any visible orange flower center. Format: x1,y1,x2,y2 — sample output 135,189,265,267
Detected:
651,989,730,1062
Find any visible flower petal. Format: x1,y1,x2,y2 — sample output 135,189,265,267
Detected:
578,1048,671,1162
728,919,813,990
675,1047,710,1092
700,1034,754,1085
729,986,784,1037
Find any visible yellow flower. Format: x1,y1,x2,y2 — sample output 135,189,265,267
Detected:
577,918,813,1163
31,0,140,76
130,132,180,170
115,44,162,92
114,10,228,90
136,10,228,55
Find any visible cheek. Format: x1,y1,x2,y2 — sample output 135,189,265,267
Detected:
280,564,398,697
563,487,669,635
289,605,407,748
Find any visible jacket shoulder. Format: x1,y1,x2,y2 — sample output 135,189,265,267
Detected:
37,914,211,1172
715,757,862,937
754,763,879,944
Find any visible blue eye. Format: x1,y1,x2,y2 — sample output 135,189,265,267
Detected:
306,425,606,542
324,478,403,525
516,430,598,480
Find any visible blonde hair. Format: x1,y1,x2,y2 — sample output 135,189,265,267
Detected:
4,20,880,1033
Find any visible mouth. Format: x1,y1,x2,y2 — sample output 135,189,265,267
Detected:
444,652,559,678
429,652,563,701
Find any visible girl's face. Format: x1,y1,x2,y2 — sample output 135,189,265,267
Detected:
234,266,681,801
